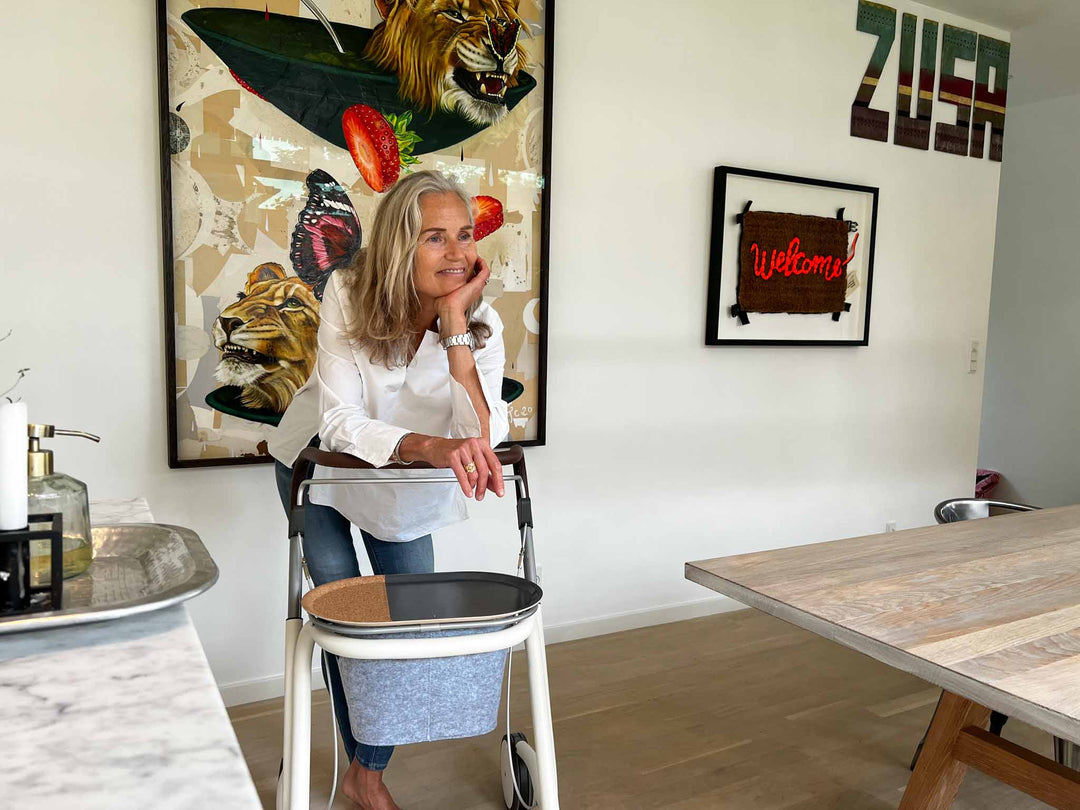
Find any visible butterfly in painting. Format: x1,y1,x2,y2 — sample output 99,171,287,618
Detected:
289,169,362,300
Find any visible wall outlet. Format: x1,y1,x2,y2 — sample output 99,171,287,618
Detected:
885,521,897,533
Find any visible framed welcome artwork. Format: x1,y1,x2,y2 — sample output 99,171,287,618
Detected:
705,167,878,347
156,0,553,468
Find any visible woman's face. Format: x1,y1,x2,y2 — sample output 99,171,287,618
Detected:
413,191,477,304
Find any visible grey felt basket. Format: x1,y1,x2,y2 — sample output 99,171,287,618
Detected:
338,628,509,746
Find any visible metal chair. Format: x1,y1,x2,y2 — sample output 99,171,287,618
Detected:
934,498,1037,523
909,497,1080,771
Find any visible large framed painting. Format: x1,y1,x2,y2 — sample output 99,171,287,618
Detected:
705,166,878,347
156,0,553,468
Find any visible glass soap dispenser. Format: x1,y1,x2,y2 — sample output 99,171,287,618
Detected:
27,424,101,586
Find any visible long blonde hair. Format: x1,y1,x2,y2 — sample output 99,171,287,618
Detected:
343,171,491,367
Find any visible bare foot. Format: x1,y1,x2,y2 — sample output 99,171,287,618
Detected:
341,759,401,810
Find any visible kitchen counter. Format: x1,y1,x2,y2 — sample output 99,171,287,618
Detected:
0,499,261,810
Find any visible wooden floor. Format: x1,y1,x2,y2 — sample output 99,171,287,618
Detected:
229,610,1054,809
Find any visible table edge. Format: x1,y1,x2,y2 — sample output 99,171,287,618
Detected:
685,562,1080,746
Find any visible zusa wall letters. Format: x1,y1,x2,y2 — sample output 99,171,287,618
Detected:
851,0,1009,162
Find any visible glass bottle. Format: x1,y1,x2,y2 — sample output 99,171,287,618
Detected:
27,425,100,586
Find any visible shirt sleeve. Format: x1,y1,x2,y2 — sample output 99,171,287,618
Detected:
448,306,511,446
315,277,410,467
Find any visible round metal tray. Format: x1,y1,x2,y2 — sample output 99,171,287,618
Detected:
0,523,219,635
303,571,542,628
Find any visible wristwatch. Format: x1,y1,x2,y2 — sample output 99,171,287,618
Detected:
439,333,473,350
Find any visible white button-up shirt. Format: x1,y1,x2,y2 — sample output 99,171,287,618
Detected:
268,271,510,542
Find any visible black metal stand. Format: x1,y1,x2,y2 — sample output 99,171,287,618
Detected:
0,513,63,616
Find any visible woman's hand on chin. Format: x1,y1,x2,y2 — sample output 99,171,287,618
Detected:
436,257,491,335
406,434,504,501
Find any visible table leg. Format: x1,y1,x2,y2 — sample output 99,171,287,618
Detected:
899,691,990,810
1055,737,1080,770
900,690,1080,809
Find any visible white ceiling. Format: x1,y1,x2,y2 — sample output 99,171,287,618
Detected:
925,0,1051,31
1008,1,1080,103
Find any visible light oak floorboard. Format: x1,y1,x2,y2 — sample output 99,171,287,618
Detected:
229,611,1054,809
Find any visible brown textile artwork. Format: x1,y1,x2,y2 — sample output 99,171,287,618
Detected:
737,211,851,315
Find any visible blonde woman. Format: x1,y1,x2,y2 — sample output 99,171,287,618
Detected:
271,170,509,810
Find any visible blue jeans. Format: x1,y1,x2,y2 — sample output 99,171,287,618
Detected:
275,456,434,772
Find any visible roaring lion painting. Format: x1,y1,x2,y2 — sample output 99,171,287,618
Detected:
213,263,320,413
364,0,528,126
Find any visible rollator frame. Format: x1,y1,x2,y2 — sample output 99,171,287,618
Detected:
279,445,558,809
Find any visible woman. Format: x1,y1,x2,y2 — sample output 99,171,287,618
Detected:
270,170,510,810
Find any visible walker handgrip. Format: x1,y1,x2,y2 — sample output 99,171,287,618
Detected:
288,444,527,527
296,444,523,472
297,447,387,471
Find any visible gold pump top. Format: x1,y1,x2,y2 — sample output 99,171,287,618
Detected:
27,424,101,478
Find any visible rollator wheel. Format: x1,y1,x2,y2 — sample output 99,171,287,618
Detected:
501,732,535,809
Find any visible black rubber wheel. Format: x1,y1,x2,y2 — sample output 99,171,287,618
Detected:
502,732,534,809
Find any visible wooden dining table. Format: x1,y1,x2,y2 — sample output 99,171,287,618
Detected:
686,504,1080,809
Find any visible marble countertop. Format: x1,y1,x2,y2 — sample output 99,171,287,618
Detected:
0,499,261,810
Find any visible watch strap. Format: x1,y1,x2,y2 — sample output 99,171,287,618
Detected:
439,333,472,350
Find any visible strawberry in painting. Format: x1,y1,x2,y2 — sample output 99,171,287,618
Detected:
472,195,504,241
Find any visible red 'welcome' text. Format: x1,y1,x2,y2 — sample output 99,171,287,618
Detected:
750,233,859,282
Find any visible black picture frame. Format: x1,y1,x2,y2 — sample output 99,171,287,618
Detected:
705,166,878,347
155,1,554,469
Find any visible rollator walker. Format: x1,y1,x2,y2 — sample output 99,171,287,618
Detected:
279,444,559,809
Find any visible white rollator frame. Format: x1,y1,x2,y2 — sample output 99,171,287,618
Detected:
280,445,559,809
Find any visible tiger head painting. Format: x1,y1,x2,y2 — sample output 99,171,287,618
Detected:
212,263,320,414
364,0,528,126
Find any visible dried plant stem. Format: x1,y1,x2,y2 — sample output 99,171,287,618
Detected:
2,368,29,402
1,329,28,401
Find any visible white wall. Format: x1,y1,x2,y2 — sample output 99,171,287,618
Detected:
1,0,1006,702
978,2,1080,506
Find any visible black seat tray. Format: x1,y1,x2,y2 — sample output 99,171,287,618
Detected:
302,572,542,627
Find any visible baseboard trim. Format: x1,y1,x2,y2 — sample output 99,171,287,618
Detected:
219,596,742,707
220,666,327,708
542,595,741,644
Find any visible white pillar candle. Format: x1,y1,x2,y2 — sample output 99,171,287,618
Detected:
0,401,28,531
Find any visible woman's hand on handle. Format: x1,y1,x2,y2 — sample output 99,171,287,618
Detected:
398,434,504,501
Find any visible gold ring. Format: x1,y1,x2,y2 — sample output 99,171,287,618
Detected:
464,463,477,473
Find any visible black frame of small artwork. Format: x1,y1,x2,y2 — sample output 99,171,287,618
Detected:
704,166,878,348
155,0,554,468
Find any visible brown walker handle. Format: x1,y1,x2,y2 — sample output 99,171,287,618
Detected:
288,444,528,536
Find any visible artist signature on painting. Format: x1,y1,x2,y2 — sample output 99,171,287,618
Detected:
510,405,535,431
